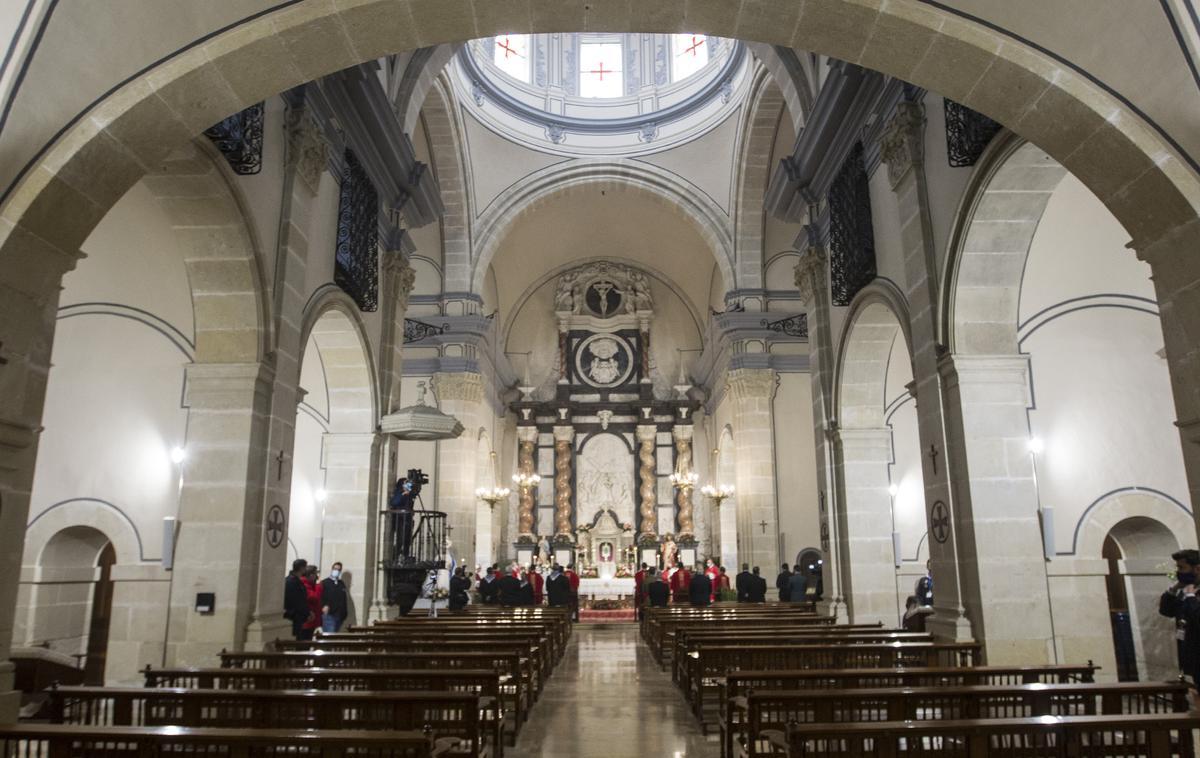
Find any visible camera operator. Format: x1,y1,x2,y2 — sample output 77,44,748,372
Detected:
388,476,415,560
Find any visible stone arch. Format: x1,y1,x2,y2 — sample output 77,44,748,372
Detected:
1072,488,1193,559
23,500,143,568
733,68,787,295
299,289,378,433
835,282,914,429
470,160,735,295
943,133,1069,355
420,76,473,294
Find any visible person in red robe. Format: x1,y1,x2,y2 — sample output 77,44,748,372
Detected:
670,562,692,603
704,558,720,602
530,564,545,605
634,563,647,619
717,566,732,600
300,565,323,640
565,565,580,621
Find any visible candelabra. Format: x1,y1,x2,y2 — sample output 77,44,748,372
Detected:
511,472,541,489
701,483,734,508
668,470,698,489
475,485,511,511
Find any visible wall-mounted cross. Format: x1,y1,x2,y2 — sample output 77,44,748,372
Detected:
446,524,455,536
275,449,289,481
758,520,768,534
0,340,8,367
587,62,612,81
927,444,939,476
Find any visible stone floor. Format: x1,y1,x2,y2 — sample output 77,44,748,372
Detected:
510,623,720,757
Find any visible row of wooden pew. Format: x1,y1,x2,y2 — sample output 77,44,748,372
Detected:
2,605,572,757
641,603,1200,758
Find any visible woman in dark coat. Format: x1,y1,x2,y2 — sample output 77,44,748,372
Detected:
449,567,471,611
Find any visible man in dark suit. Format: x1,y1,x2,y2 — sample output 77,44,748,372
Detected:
283,558,310,639
748,566,768,603
646,569,670,608
319,561,349,633
546,565,572,607
735,563,753,603
388,478,415,560
776,563,793,602
479,565,499,604
688,563,712,607
496,570,523,606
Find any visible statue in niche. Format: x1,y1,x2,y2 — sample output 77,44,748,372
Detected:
629,270,652,311
585,337,621,385
554,272,577,312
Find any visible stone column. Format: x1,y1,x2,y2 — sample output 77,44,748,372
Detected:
432,372,485,567
830,428,900,624
552,426,574,538
794,247,847,621
673,425,695,538
168,362,274,666
320,432,380,626
726,368,780,569
516,426,538,540
636,425,658,538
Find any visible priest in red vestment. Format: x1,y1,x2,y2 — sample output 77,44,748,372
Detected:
670,562,692,603
530,565,544,605
634,563,647,618
704,558,720,602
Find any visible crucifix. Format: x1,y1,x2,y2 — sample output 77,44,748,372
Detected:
927,444,939,476
275,449,288,481
758,520,768,534
587,62,612,81
446,524,455,537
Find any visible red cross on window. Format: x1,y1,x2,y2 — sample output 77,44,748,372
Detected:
587,62,612,81
497,36,523,59
681,35,705,57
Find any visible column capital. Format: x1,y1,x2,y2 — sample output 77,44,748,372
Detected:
382,252,416,313
431,371,484,404
517,426,539,443
726,367,780,403
635,424,658,443
671,424,694,442
552,425,575,442
878,100,926,190
183,361,274,408
285,107,329,196
793,246,827,308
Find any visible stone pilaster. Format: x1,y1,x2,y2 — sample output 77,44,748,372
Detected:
794,246,847,621
431,372,485,566
319,432,381,626
636,425,658,538
726,368,780,569
553,426,574,538
286,107,330,197
169,362,275,666
672,425,695,538
379,253,416,414
516,426,538,540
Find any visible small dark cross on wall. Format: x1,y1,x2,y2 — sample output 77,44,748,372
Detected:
446,524,454,536
758,520,768,534
927,444,939,475
275,449,288,481
0,340,8,366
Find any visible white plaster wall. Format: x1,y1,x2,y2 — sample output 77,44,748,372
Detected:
774,372,820,562
289,330,331,567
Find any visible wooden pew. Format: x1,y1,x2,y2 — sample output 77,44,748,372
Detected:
777,712,1200,757
0,724,441,756
216,651,531,727
717,663,1099,758
645,609,837,664
737,681,1189,758
48,685,498,758
315,627,561,663
687,641,982,723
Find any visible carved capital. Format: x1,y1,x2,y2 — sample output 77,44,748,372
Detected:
517,426,539,444
552,425,575,443
383,252,416,312
286,107,329,196
431,371,484,404
794,246,827,308
671,424,694,443
878,101,926,190
635,424,658,444
726,367,779,403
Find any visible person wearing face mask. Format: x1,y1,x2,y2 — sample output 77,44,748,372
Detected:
319,562,349,633
1159,549,1200,686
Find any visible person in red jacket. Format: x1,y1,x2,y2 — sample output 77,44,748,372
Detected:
704,558,720,602
634,563,647,619
300,564,323,640
670,562,692,603
530,564,545,605
565,565,581,621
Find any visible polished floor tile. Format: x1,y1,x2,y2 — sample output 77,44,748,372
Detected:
511,624,720,758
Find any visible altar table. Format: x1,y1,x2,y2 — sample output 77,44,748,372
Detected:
577,577,635,599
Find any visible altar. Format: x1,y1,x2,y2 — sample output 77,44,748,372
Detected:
577,577,635,600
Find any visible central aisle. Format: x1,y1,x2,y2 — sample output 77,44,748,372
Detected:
511,624,719,757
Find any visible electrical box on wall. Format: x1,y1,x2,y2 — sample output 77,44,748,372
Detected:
195,593,215,614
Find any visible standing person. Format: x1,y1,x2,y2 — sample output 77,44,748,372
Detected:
300,565,322,640
319,561,349,633
717,566,733,601
283,559,310,640
517,568,535,606
646,569,670,608
529,564,545,605
671,562,692,604
689,562,713,607
748,566,767,603
388,477,415,560
546,564,571,607
915,560,934,607
704,558,720,602
479,565,499,604
634,563,648,620
1160,549,1200,684
565,564,581,621
788,565,809,604
449,566,471,611
496,568,523,606
776,563,793,602
735,563,753,603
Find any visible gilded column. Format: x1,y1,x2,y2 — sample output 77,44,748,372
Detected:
516,426,538,539
673,425,695,538
636,424,658,537
553,426,574,538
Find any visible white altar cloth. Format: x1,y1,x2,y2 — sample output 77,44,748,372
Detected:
577,577,635,599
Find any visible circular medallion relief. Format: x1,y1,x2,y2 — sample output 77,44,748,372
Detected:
576,333,634,388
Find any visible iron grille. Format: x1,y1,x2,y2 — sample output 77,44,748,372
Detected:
760,314,808,339
203,103,264,175
403,318,446,344
335,149,379,312
944,99,1002,168
828,142,875,307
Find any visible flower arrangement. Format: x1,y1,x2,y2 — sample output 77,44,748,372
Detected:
585,598,632,611
582,566,600,578
428,587,449,602
615,564,633,578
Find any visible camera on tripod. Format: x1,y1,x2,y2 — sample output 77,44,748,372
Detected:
407,468,429,496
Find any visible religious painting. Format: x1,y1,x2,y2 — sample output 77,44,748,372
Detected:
574,333,635,389
576,432,636,526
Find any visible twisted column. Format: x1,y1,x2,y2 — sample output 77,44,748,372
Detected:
636,425,657,537
517,426,538,539
673,425,695,538
553,426,574,538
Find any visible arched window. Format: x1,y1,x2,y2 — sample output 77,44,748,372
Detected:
493,35,530,82
671,34,709,81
